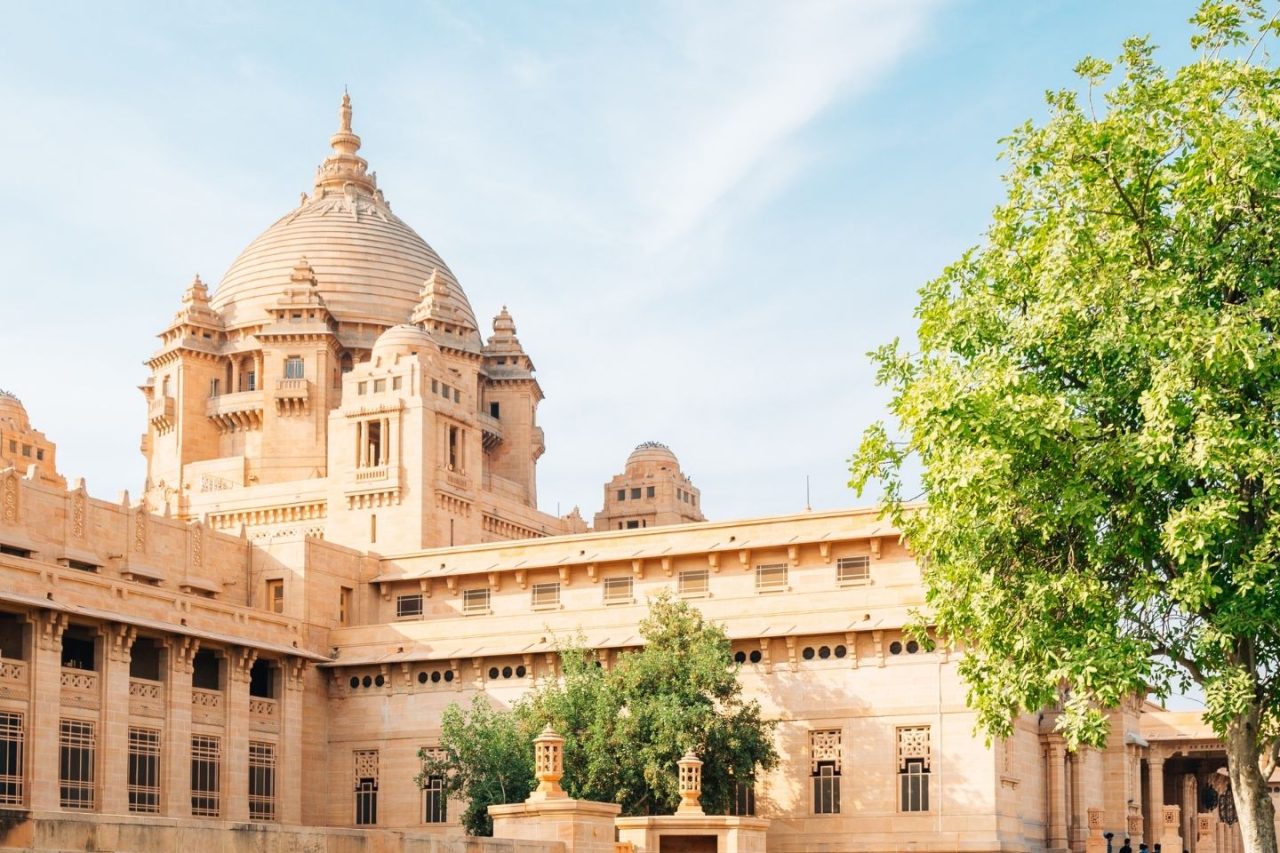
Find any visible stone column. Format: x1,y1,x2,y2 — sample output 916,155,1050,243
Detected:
1197,813,1217,853
280,659,307,824
1086,808,1107,853
27,611,67,811
1048,737,1070,851
1161,804,1183,853
1182,774,1197,853
223,647,256,821
100,624,136,815
164,637,197,818
1148,749,1165,844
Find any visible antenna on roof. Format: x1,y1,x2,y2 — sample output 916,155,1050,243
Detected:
805,475,812,512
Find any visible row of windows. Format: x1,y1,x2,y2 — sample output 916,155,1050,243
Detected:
357,376,403,395
345,662,535,692
0,716,276,819
390,557,874,619
4,441,44,461
430,379,461,404
354,748,447,826
676,488,696,505
616,486,656,501
202,356,304,399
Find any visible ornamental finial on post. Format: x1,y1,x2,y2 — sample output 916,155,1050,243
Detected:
676,751,704,815
529,724,567,801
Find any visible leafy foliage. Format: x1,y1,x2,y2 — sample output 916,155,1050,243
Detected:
851,3,1280,849
416,592,777,834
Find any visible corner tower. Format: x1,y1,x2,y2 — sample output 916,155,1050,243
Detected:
594,442,705,530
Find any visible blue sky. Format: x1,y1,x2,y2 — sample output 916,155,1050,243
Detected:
0,0,1203,522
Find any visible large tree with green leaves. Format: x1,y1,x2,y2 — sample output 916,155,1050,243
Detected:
851,3,1280,850
416,592,777,835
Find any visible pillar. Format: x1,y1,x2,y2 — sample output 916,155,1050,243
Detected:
1161,805,1183,853
1048,737,1069,850
1197,813,1217,853
1086,808,1107,853
280,659,306,824
100,624,136,815
1148,749,1165,844
27,611,67,811
163,637,196,818
224,647,256,820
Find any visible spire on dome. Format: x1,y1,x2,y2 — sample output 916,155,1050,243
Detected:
315,91,377,197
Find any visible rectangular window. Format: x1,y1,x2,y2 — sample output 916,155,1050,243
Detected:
837,556,871,585
127,727,161,814
209,378,220,398
489,401,500,419
431,379,438,394
897,726,931,812
246,371,257,391
810,730,842,815
36,449,44,461
755,564,788,593
678,569,709,597
630,488,641,499
729,780,756,816
646,486,655,498
339,586,352,626
249,741,276,821
266,579,283,614
0,712,23,806
373,379,385,393
532,582,561,608
354,750,378,826
616,489,626,501
626,520,640,529
357,381,367,395
396,594,424,619
191,735,221,817
463,588,491,615
284,356,304,379
423,774,446,823
603,576,633,604
59,719,95,810
20,445,30,458
392,376,402,391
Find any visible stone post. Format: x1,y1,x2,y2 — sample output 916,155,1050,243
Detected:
100,624,136,815
1197,813,1217,853
280,659,307,823
27,611,68,812
223,647,255,820
529,724,566,801
163,637,196,818
1147,749,1165,844
1086,808,1107,853
1047,736,1069,851
676,751,704,816
1161,805,1183,853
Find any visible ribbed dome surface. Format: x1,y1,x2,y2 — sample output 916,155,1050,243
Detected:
211,197,480,339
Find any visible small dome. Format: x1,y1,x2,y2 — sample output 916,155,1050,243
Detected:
372,324,438,360
0,390,28,429
627,441,679,469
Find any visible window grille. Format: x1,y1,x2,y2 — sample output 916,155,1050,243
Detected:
678,569,709,597
729,780,755,816
897,726,931,812
422,760,447,824
603,576,633,604
284,357,304,379
462,588,490,614
0,712,23,806
396,594,424,619
191,735,221,817
127,728,161,814
810,729,841,815
532,582,561,608
755,564,788,593
58,719,95,810
837,555,870,584
354,749,379,826
249,741,276,821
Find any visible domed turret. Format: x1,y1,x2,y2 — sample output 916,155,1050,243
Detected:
0,390,65,488
595,442,704,531
371,324,438,363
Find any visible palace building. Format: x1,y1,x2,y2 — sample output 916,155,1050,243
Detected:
0,97,1266,853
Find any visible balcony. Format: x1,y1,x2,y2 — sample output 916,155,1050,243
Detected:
148,395,175,434
345,464,401,506
129,677,164,718
249,697,278,732
0,658,25,685
273,378,311,416
478,411,503,450
61,667,99,710
206,390,264,432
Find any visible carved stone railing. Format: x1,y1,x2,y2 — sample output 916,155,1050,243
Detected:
60,668,97,691
354,465,388,483
192,688,222,708
249,697,276,717
206,390,265,432
273,378,311,415
129,678,161,700
0,659,25,683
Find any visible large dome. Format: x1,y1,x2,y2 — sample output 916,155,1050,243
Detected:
210,95,480,343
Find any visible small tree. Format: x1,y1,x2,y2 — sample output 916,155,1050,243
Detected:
417,592,777,832
852,4,1280,851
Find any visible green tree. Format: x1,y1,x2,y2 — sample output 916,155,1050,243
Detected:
417,592,777,833
851,4,1280,851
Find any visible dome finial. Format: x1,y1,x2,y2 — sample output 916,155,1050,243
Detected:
339,88,353,134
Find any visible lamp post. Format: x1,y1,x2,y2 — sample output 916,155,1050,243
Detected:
676,751,705,815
